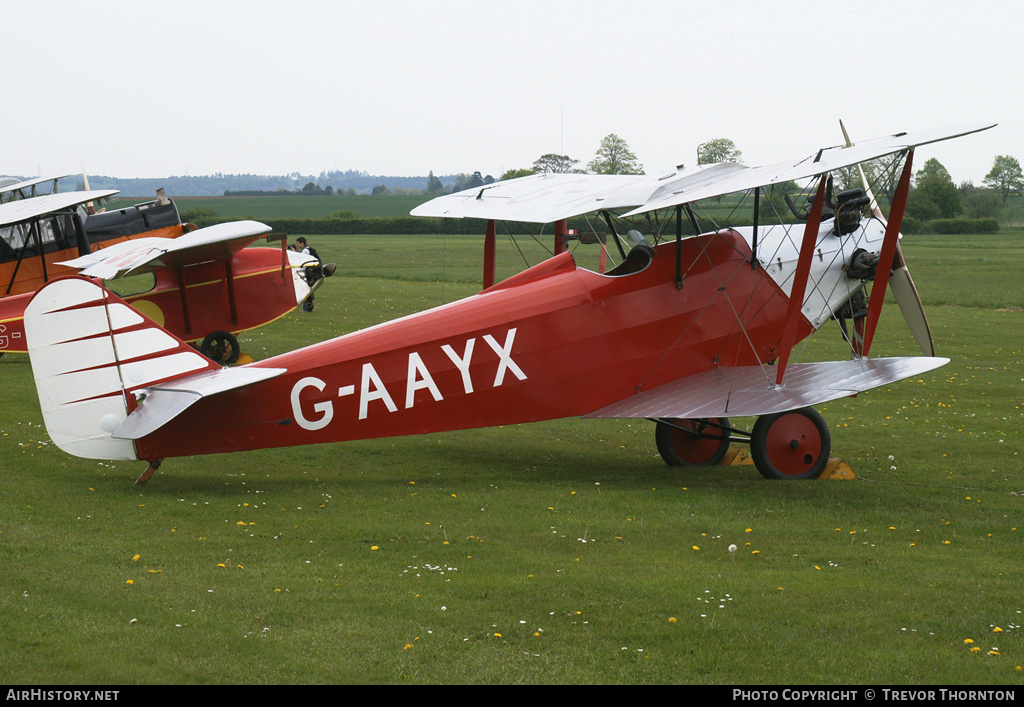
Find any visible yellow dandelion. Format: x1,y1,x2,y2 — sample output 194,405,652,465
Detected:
745,528,752,533
126,579,134,585
402,643,413,650
692,546,700,551
751,550,760,555
989,650,1000,656
132,554,140,561
494,633,502,638
964,639,975,644
669,617,678,623
217,563,226,568
971,646,981,652
994,627,1003,633
371,546,379,551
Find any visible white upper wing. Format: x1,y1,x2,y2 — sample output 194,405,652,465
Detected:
624,123,996,216
0,174,73,196
58,220,272,279
409,123,995,224
409,164,745,223
0,190,119,227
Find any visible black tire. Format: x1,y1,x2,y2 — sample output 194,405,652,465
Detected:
750,407,831,480
655,417,731,466
200,330,240,365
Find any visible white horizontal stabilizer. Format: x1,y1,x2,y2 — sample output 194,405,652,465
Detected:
113,366,286,440
585,357,949,420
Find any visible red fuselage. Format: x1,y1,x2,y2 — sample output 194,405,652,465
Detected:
135,230,810,460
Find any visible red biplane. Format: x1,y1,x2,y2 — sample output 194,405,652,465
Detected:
22,123,993,483
1,188,325,362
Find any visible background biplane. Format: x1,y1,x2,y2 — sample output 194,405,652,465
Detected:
0,185,187,298
0,189,326,362
21,123,994,483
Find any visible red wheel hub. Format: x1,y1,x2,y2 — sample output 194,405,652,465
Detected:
762,412,823,476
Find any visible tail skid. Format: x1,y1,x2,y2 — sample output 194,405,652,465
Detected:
25,277,223,460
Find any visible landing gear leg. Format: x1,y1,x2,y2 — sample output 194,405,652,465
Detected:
135,458,163,485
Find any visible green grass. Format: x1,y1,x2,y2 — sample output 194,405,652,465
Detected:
1,231,1022,684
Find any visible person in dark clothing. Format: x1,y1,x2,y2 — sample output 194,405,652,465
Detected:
294,237,323,312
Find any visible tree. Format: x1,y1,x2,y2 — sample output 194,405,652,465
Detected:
908,158,959,219
532,153,581,174
500,167,535,180
759,180,799,220
425,171,444,194
587,133,644,175
958,181,1001,219
983,155,1024,202
697,138,742,165
452,172,486,192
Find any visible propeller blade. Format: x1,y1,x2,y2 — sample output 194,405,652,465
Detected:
840,120,935,356
890,246,936,356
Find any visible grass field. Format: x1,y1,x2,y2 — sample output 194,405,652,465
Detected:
1,231,1021,685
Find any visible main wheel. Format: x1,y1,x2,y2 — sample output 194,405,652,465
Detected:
200,330,241,365
655,417,731,466
750,407,831,479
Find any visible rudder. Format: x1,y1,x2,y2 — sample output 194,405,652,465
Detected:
25,277,221,460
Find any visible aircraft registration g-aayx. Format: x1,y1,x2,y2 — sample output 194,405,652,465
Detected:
0,187,327,362
22,122,994,484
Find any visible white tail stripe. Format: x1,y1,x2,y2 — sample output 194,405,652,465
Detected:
120,351,211,387
43,365,125,407
30,335,121,378
27,302,145,348
112,328,181,362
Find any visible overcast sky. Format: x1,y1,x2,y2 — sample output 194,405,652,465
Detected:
2,0,1017,184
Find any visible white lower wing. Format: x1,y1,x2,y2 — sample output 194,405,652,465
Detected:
585,357,949,420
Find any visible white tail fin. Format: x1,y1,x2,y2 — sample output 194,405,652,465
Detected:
25,277,221,460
